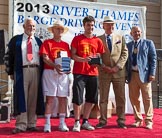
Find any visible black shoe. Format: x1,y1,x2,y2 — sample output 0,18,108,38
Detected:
96,122,106,128
118,123,127,129
27,127,39,132
12,128,24,134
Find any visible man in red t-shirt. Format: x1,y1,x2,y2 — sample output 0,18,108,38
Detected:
39,20,71,133
71,16,105,132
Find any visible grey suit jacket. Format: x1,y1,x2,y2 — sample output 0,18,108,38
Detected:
126,39,157,83
98,33,128,79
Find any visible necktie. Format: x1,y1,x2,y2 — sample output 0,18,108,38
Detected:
27,36,33,61
107,35,112,52
132,41,138,66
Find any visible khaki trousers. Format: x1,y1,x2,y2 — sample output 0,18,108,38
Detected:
99,76,126,124
128,72,153,125
16,67,39,131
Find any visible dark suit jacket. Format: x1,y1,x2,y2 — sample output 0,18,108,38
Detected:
7,34,44,116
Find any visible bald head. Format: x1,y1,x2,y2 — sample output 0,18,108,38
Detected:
130,26,142,41
131,26,142,32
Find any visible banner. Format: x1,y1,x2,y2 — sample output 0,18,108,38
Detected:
12,0,146,44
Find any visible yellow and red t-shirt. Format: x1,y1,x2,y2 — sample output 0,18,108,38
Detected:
39,39,71,69
71,34,105,76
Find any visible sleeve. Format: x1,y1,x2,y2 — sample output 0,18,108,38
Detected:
97,38,105,54
148,40,157,76
116,36,128,69
39,40,49,56
7,36,17,75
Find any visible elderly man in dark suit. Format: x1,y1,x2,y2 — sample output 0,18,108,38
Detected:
96,16,128,129
6,18,44,134
126,26,157,130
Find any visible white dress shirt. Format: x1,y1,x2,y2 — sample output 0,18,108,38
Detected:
21,33,40,66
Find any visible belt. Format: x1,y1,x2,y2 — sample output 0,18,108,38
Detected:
22,64,39,68
132,70,139,73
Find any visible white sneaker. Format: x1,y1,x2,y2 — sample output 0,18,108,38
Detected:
146,123,153,130
59,123,69,132
44,124,51,133
81,122,95,131
72,122,81,132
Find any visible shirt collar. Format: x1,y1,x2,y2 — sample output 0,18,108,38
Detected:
24,33,34,40
105,33,112,38
134,39,140,43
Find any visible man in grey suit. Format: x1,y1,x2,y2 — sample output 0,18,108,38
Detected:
96,16,128,129
126,26,157,130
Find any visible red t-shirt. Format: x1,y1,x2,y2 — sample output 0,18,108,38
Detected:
71,34,105,76
39,39,71,69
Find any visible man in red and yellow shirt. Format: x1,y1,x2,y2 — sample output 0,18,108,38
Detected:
71,16,105,132
39,20,71,133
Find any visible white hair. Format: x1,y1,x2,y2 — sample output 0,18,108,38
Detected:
24,17,36,26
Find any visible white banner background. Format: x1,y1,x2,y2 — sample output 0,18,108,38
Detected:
11,0,146,113
12,0,146,44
